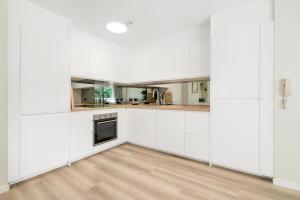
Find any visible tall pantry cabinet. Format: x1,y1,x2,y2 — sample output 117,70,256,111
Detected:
9,1,71,182
210,1,274,177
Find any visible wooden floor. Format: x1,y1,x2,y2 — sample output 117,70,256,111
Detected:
1,144,300,200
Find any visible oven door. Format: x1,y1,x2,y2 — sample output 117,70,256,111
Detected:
94,118,117,146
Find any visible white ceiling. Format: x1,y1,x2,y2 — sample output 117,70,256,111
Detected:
29,0,262,47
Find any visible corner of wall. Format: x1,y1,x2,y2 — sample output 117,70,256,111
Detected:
0,0,8,192
273,179,300,192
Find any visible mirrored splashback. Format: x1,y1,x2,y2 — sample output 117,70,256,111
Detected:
72,78,210,107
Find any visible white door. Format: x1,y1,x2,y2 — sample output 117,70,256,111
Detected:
20,113,69,178
156,110,185,155
20,24,70,115
212,100,260,174
127,109,156,148
70,122,93,161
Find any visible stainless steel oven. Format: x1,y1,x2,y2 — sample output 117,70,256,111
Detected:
93,113,118,146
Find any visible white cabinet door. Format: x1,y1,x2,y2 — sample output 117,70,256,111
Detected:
185,111,209,136
212,100,259,174
70,27,90,77
189,26,210,77
184,111,209,161
70,122,93,161
211,24,260,99
20,24,70,115
89,37,115,81
185,134,209,161
259,22,274,177
156,110,185,155
20,113,69,178
127,109,156,148
89,47,113,80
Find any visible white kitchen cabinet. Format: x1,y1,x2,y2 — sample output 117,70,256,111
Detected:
212,100,260,174
259,22,274,177
211,24,260,99
127,109,156,148
116,109,129,142
70,26,128,81
185,134,209,161
128,26,210,82
189,25,210,77
70,109,127,162
156,110,185,155
20,113,69,178
70,122,93,161
210,3,274,177
89,41,114,81
20,23,70,115
185,111,209,136
184,111,210,161
70,26,90,78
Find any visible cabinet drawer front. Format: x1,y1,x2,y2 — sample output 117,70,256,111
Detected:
70,112,93,124
185,111,209,136
185,134,209,161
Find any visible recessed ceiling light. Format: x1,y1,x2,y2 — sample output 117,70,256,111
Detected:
106,22,128,34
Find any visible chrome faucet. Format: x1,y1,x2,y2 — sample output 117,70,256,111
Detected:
160,89,166,105
152,88,159,104
152,88,166,105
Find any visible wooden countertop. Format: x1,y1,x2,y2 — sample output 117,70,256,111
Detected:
71,104,210,112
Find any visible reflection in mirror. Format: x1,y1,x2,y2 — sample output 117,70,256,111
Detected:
71,79,210,108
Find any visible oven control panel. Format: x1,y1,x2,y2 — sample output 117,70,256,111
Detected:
93,112,118,121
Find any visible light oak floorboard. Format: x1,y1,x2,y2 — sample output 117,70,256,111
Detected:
1,143,300,200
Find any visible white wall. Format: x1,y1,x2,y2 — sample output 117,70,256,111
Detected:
274,0,300,189
0,0,8,192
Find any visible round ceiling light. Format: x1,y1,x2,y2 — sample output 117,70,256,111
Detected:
106,22,128,34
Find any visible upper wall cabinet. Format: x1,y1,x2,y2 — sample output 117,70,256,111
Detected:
70,27,128,81
190,24,210,77
70,27,90,78
20,23,70,115
128,25,210,82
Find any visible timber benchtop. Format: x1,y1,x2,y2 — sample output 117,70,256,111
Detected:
71,104,210,112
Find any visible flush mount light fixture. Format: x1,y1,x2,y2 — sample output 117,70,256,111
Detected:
106,22,128,34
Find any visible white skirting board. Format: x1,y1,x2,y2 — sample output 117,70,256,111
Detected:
0,184,10,193
273,178,300,192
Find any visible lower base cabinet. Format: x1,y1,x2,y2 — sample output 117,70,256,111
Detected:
127,109,156,148
185,134,209,161
20,113,69,178
156,110,185,155
70,122,93,161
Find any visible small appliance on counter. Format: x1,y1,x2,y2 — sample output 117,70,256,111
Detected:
116,97,124,104
129,98,139,105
